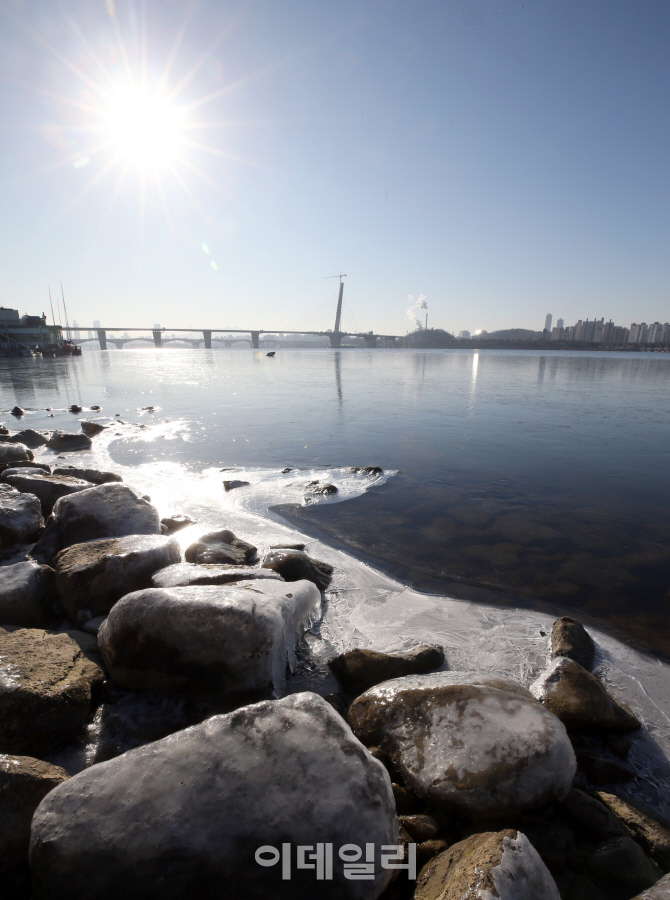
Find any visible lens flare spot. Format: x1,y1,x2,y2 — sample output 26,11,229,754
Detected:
210,260,218,271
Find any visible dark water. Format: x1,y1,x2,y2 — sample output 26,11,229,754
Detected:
2,348,669,654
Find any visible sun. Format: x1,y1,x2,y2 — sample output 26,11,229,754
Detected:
105,86,183,172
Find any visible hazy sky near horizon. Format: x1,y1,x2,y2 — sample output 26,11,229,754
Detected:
0,0,668,336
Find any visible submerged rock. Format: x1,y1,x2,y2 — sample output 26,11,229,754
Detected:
222,479,250,491
98,579,321,695
414,830,560,900
54,534,182,619
261,548,333,590
0,627,103,756
45,431,92,452
0,561,56,628
151,562,283,589
0,483,43,546
29,693,397,900
185,528,257,565
551,616,595,671
0,755,69,898
0,442,33,464
531,657,640,732
52,466,122,485
329,644,445,694
160,513,195,534
3,471,92,516
348,672,576,817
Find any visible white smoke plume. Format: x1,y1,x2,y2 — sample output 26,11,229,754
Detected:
406,294,428,330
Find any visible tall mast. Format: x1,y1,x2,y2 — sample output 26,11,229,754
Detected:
48,287,56,327
60,282,71,340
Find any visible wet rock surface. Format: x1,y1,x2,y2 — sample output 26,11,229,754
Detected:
222,479,250,491
632,873,670,898
29,693,397,900
531,656,641,732
0,483,43,546
0,627,103,756
185,528,257,565
0,442,33,464
3,471,92,516
80,421,105,436
551,616,596,671
54,534,182,619
0,428,49,448
151,561,283,588
52,466,122,485
98,579,320,695
348,671,575,817
596,792,670,872
262,547,333,590
160,513,195,533
0,561,56,628
329,644,445,694
45,431,92,452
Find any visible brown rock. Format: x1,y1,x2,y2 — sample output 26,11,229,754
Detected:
3,472,92,516
45,431,92,452
185,528,257,566
417,840,450,867
81,421,105,436
551,616,595,671
596,792,670,872
398,814,440,842
261,547,333,590
329,645,444,694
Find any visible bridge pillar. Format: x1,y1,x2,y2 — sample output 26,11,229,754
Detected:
152,330,162,348
328,332,342,348
363,334,377,348
97,329,107,350
251,331,260,349
203,330,212,349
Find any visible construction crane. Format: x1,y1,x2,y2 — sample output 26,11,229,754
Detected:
322,273,347,334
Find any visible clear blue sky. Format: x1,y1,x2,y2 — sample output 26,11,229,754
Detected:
0,0,668,336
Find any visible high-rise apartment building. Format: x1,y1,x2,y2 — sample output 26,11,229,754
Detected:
544,313,552,332
556,318,564,329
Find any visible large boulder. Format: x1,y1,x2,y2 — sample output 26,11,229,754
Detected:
184,528,257,565
52,466,122,485
531,657,640,731
414,830,560,900
587,835,662,896
0,483,43,546
0,561,55,628
633,873,670,898
55,535,182,619
0,442,33,464
596,792,670,872
348,672,576,817
0,627,103,756
151,562,283,589
261,548,333,590
30,693,397,900
45,431,92,452
0,428,49,448
3,471,92,516
49,483,162,549
0,755,69,898
551,616,595,671
329,644,444,694
98,579,321,695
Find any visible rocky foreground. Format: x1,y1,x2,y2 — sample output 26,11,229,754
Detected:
1,430,670,899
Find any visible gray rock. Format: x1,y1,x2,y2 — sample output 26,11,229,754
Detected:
30,692,397,900
0,460,51,474
222,479,250,491
0,627,103,756
558,788,630,843
10,406,23,417
151,562,283,589
45,431,92,452
531,657,640,732
99,579,321,695
398,814,440,842
80,421,105,436
0,755,69,897
551,616,595,671
0,483,43,546
52,466,122,485
4,471,92,516
349,466,383,476
348,672,576,817
632,873,670,898
0,428,49,448
54,535,182,619
414,829,561,900
577,751,634,783
0,561,56,628
305,481,338,496
184,528,257,565
50,483,162,549
588,835,662,896
262,548,333,590
0,442,33,464
596,792,670,872
160,514,195,534
329,644,445,694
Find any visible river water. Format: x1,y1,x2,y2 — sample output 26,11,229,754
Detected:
2,347,670,815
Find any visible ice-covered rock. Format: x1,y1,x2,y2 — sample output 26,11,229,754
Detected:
0,442,33,464
414,830,561,900
184,528,257,565
329,644,445,694
0,461,51,476
151,561,283,588
531,657,640,731
0,483,43,546
98,578,321,695
551,616,595,671
262,547,333,590
3,471,92,516
0,561,56,628
0,627,103,756
52,466,122,485
633,873,670,898
0,754,69,898
45,431,92,452
54,534,182,619
49,483,162,549
348,672,576,817
160,513,195,534
30,692,397,900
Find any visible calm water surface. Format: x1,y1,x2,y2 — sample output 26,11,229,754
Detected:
2,348,669,654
